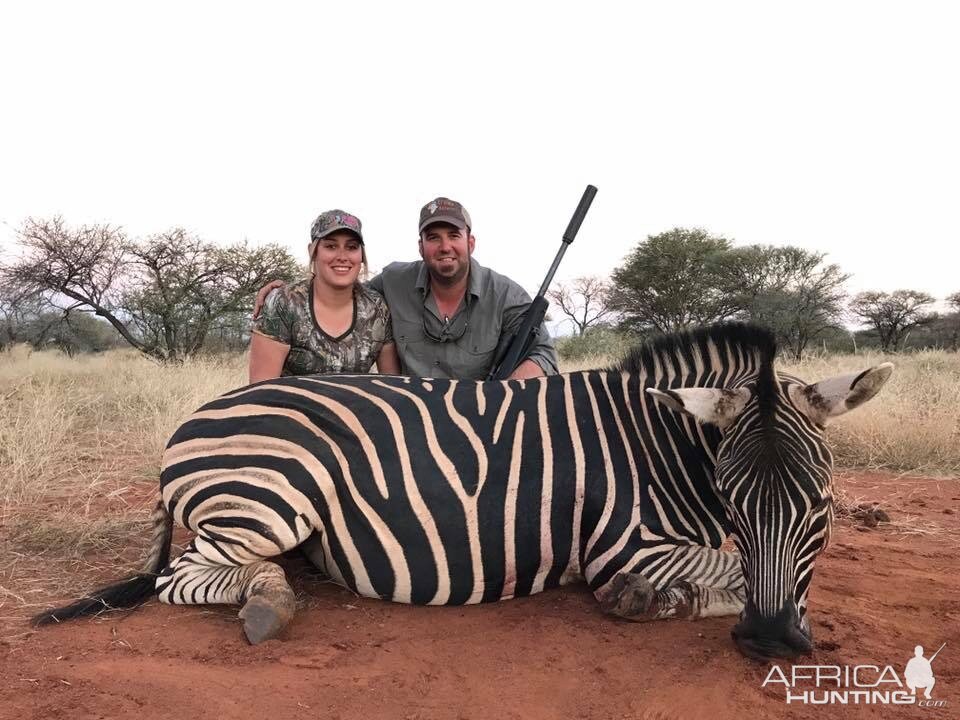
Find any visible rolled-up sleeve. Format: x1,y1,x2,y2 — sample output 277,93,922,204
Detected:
500,281,560,376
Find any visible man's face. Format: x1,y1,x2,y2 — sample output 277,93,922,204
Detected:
418,222,475,286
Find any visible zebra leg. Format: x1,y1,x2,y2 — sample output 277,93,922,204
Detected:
597,546,745,622
156,537,297,644
298,530,329,576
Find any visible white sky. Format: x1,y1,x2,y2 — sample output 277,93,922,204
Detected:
1,1,958,333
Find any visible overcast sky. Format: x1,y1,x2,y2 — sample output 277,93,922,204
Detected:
1,2,958,333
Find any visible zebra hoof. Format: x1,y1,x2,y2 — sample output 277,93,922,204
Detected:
600,572,656,619
239,595,293,644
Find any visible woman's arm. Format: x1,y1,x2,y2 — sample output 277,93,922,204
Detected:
249,332,292,383
375,342,401,375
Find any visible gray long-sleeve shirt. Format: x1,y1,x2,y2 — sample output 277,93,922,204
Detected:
367,258,558,380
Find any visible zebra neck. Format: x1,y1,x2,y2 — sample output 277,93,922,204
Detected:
567,370,731,556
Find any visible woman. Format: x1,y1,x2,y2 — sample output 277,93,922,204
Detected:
249,209,400,382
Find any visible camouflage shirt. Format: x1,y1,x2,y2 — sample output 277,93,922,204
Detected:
251,279,393,376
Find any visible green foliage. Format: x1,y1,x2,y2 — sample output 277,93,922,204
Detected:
608,230,849,359
121,229,300,360
27,312,122,355
1,217,300,362
556,326,639,363
716,245,849,361
849,290,937,352
609,228,736,333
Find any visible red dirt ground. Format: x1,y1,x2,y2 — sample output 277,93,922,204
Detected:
2,471,958,720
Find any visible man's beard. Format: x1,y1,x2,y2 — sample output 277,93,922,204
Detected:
429,255,470,286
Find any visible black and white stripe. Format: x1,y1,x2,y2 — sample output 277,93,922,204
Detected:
37,323,892,657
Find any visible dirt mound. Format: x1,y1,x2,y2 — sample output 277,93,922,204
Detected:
2,472,958,720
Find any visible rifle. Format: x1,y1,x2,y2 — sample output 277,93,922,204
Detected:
929,642,946,663
486,184,597,380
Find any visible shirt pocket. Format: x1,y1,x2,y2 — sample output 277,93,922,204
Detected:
462,320,502,370
392,318,429,363
392,318,425,344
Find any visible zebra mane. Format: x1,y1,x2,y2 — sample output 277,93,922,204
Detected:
610,322,779,421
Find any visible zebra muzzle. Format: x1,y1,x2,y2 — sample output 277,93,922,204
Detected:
731,600,813,660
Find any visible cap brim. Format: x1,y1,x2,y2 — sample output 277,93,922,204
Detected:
419,215,468,233
315,225,364,243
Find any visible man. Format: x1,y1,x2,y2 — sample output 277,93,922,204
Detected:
255,197,558,380
905,645,937,700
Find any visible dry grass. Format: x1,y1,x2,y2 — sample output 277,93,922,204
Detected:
565,347,960,475
0,346,247,614
781,350,960,477
0,344,956,624
0,344,247,504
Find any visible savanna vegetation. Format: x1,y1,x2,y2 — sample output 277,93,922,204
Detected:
1,345,957,606
1,217,958,618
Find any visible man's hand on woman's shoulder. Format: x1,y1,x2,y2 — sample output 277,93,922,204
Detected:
253,280,288,319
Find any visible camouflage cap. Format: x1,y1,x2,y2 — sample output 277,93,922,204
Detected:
418,197,472,234
310,210,363,243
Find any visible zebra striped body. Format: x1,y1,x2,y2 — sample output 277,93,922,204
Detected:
38,324,893,657
161,367,730,606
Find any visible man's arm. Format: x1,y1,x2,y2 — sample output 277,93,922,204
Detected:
498,281,560,377
509,359,545,379
376,342,401,374
253,280,287,319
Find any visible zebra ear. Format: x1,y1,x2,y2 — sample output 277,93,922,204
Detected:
646,387,752,429
789,362,895,425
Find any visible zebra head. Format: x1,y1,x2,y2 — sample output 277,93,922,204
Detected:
648,360,894,660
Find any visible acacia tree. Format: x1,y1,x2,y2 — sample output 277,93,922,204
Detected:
716,246,849,360
609,228,737,333
2,216,300,362
849,290,937,352
0,282,43,350
946,291,960,350
547,276,615,336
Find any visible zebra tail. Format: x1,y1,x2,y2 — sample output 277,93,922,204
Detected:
31,498,174,626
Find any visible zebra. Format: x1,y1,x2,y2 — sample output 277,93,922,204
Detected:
34,323,893,659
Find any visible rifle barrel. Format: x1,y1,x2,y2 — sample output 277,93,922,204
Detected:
485,184,597,380
535,185,597,297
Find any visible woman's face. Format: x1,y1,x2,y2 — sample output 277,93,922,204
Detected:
312,231,364,289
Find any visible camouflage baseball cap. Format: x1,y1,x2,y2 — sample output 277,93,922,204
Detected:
418,197,472,234
310,210,363,243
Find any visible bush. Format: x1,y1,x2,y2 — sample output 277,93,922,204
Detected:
556,327,638,366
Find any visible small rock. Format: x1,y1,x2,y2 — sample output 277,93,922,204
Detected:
943,509,955,515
